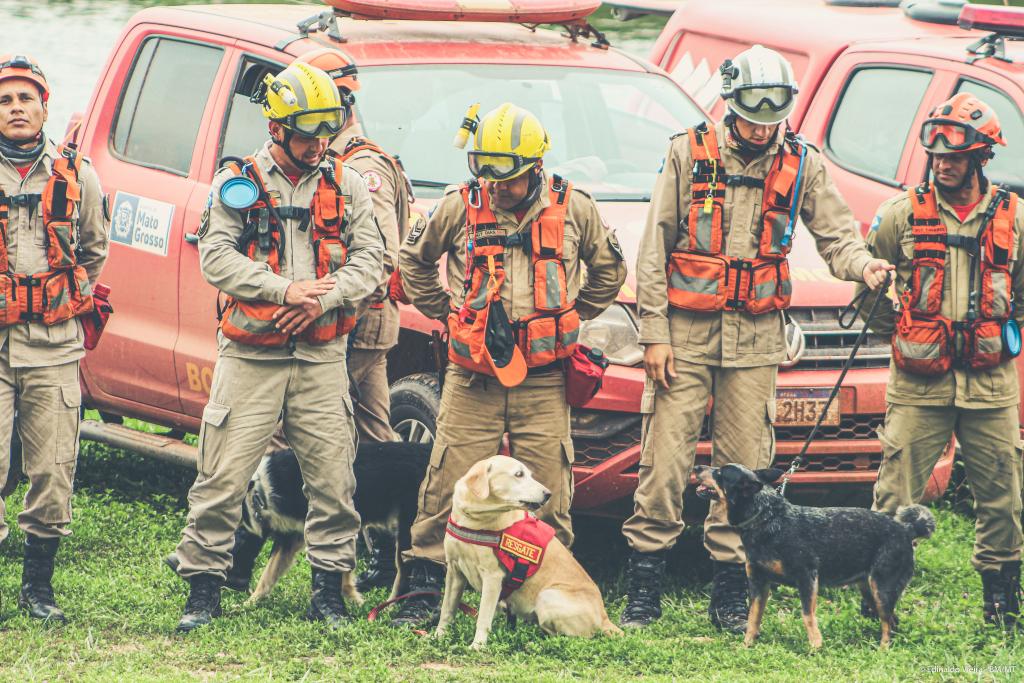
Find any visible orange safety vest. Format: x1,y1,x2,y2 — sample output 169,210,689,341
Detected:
666,122,804,315
217,153,357,347
447,176,580,375
893,183,1017,375
0,142,93,327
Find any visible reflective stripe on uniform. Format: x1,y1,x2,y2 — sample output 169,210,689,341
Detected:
544,261,562,309
669,270,719,295
895,336,941,360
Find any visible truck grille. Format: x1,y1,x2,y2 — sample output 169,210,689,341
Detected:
573,414,884,469
788,307,891,370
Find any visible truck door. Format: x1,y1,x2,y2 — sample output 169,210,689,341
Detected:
77,29,230,418
175,52,284,419
799,52,947,230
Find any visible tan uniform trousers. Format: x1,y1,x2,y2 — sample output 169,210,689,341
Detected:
873,403,1023,573
0,356,80,542
176,355,360,578
404,366,574,565
347,346,395,443
622,360,777,563
267,346,395,454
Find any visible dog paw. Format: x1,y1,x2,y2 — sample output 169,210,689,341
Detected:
469,639,487,651
432,628,447,640
743,636,757,648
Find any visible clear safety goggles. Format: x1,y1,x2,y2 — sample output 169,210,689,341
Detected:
279,107,347,139
920,118,994,152
467,151,540,181
727,84,797,114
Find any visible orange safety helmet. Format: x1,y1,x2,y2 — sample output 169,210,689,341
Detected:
0,54,49,102
920,92,1006,154
294,47,360,96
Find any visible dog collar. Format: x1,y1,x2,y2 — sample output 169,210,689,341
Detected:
734,508,768,529
446,512,556,599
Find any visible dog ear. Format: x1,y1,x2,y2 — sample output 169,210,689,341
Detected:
755,468,785,485
464,461,490,500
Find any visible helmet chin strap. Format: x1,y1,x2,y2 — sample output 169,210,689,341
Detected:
274,128,322,174
506,165,544,213
727,114,772,155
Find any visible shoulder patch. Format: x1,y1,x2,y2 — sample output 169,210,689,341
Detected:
406,216,426,245
363,170,383,193
869,214,882,233
197,191,214,239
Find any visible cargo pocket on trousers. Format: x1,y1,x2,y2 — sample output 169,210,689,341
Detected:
759,399,777,469
559,437,575,514
638,379,657,467
198,402,230,477
420,436,449,515
875,428,904,507
56,383,82,464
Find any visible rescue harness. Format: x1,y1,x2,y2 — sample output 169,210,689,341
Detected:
0,142,93,327
445,512,556,599
893,183,1018,375
666,122,806,314
215,152,357,347
447,175,580,377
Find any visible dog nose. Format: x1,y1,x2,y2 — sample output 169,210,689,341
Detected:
542,489,551,503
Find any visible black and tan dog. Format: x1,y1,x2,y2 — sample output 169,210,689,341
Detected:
694,464,935,649
167,441,430,603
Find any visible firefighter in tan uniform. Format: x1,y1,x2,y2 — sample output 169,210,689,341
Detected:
621,46,892,631
173,63,383,632
859,94,1024,629
391,103,626,627
266,50,413,593
0,55,108,623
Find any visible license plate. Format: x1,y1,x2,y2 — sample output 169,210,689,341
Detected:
775,388,840,427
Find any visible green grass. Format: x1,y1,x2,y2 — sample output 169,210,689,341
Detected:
0,444,1022,682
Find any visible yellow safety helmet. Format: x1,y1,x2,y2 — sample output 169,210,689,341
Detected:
254,63,345,138
465,103,550,181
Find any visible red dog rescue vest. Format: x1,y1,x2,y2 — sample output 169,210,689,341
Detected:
893,183,1018,375
217,153,357,347
447,176,580,377
446,512,556,599
666,122,805,315
0,142,94,327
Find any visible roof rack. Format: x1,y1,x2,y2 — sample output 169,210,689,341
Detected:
958,4,1024,65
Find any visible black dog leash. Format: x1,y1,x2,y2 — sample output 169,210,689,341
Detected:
777,273,892,497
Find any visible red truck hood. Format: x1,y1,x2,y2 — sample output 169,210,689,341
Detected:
595,204,855,307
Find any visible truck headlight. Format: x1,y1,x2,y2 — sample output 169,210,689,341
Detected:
578,304,643,366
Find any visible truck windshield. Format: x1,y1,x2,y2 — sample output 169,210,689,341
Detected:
356,64,704,200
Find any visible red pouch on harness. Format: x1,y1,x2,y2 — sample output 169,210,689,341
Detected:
83,282,113,350
564,344,608,408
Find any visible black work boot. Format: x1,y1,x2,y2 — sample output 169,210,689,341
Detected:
982,561,1022,629
225,527,266,592
357,528,397,592
620,550,667,628
19,535,66,623
389,559,445,628
176,573,223,633
708,561,749,633
307,567,351,626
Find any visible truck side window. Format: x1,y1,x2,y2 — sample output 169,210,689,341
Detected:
111,37,223,175
219,59,282,163
954,80,1023,193
827,67,932,181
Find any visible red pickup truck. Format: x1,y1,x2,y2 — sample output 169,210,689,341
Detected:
36,0,989,515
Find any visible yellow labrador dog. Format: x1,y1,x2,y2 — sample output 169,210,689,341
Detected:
435,455,621,649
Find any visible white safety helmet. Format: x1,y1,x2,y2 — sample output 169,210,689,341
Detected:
720,45,799,126
780,314,806,369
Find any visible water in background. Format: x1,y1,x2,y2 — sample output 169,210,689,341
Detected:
0,0,671,138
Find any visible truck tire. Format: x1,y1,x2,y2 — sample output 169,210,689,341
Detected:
390,373,440,445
